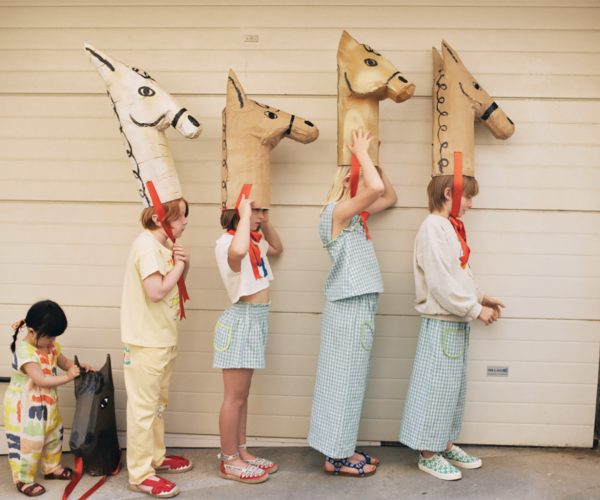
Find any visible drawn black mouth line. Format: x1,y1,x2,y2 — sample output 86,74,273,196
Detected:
129,113,167,127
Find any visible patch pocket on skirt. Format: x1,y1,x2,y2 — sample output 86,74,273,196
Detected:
359,320,375,352
442,327,465,359
214,321,233,352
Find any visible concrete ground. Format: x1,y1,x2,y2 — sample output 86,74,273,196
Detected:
2,445,599,500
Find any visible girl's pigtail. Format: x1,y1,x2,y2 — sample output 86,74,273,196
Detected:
10,319,24,353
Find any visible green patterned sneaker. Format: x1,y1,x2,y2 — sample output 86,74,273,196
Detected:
418,453,462,481
441,445,482,469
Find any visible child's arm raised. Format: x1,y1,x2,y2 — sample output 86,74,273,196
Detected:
365,166,398,215
22,361,79,388
227,196,252,272
333,129,384,233
261,211,283,257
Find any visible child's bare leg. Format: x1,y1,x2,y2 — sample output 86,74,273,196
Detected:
219,369,252,468
422,441,453,458
237,396,258,461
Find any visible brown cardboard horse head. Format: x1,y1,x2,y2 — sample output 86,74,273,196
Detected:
222,69,319,209
337,30,415,167
432,40,515,177
85,43,202,206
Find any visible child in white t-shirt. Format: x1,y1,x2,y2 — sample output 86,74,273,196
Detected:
214,196,282,484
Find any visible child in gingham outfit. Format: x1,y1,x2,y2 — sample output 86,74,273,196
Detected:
214,195,283,484
308,129,397,477
399,175,505,481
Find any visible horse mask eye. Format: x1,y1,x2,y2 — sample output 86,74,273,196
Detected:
138,86,156,97
100,397,109,409
473,82,481,90
264,111,278,120
364,58,378,67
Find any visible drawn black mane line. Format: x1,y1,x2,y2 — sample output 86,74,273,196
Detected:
435,72,449,174
107,90,150,205
221,109,228,209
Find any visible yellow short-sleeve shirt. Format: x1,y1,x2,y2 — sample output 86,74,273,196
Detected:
120,230,180,347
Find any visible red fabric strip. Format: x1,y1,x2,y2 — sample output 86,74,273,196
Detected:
235,184,253,212
228,229,265,280
449,152,470,268
146,181,190,319
62,456,83,500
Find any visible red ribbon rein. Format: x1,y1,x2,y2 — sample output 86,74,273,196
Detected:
228,184,267,280
449,151,470,268
350,153,371,240
146,181,190,320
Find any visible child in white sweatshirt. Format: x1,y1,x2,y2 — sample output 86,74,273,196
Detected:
399,174,504,481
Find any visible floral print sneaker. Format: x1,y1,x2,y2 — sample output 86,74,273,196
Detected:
442,445,483,469
418,453,462,481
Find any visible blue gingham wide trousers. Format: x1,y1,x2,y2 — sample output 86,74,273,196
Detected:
399,317,470,452
308,293,378,458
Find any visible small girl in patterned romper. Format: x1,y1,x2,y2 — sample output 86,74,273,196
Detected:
308,128,397,477
4,300,94,497
214,195,283,484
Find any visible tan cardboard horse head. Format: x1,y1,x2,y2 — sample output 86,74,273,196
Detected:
222,69,319,209
337,30,415,167
85,43,202,206
432,40,514,178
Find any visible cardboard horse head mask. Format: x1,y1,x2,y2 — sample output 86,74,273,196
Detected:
85,44,202,206
432,40,515,177
69,355,120,477
337,30,415,167
221,70,319,209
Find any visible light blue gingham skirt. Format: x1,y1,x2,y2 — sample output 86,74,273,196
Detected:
213,302,269,369
308,293,378,459
399,317,470,452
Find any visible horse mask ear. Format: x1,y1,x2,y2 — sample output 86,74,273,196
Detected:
432,47,444,78
227,69,247,110
100,354,114,388
84,43,119,84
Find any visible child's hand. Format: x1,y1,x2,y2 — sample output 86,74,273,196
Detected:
67,364,81,380
173,244,190,266
79,363,96,372
478,306,498,326
347,128,373,157
238,196,253,220
482,296,505,318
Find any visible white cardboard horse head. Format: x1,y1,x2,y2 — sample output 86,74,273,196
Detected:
85,43,202,206
222,69,319,209
432,40,514,177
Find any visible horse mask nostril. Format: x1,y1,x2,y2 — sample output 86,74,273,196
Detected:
188,115,200,127
398,75,408,83
304,120,314,127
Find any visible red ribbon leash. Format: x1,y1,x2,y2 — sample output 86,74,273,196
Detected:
62,450,122,500
449,152,470,268
350,154,371,240
146,181,190,320
228,229,266,280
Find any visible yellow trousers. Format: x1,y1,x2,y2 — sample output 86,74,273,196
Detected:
123,344,177,485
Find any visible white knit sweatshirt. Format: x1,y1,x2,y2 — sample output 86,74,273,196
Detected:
414,214,483,322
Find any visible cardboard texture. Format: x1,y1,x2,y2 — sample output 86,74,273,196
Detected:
221,70,319,209
85,44,202,207
337,30,415,167
432,40,515,177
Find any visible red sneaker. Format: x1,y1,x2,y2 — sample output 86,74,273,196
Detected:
129,475,179,498
155,455,193,474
